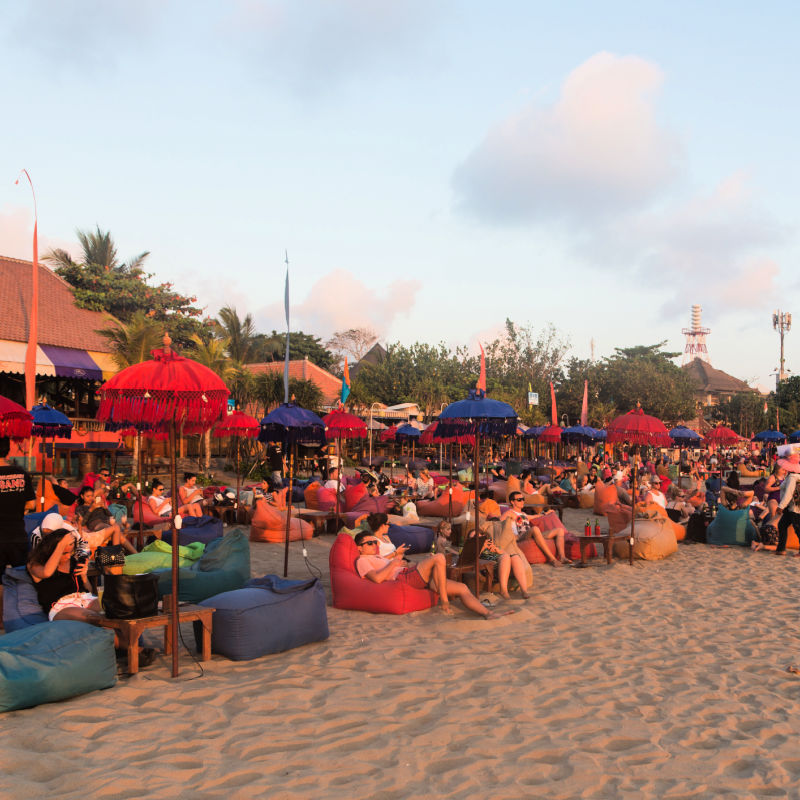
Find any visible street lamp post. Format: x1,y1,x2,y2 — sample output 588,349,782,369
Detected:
773,310,792,390
368,402,381,465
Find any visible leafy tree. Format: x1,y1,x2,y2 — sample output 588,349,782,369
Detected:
326,327,379,369
253,371,323,414
44,226,204,348
96,312,162,369
217,306,255,364
249,331,336,371
709,391,770,437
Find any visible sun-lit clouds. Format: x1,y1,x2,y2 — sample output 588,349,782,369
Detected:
453,52,682,224
225,0,445,93
0,206,79,262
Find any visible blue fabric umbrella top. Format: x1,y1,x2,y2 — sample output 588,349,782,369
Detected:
30,403,73,438
258,403,325,446
752,429,786,443
789,430,800,443
561,425,597,442
395,423,421,440
437,390,517,439
524,425,546,438
669,425,702,443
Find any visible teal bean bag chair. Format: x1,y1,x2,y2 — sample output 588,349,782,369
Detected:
154,529,251,604
0,621,116,712
706,506,756,546
122,540,205,575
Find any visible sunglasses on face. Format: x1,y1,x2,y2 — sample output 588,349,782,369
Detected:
511,497,524,502
360,540,379,546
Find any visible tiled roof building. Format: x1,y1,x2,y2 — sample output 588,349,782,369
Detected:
245,357,342,407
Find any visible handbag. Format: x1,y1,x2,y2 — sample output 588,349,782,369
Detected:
94,545,126,569
102,573,160,619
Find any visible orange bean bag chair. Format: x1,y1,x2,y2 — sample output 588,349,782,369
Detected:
31,478,75,518
249,499,313,543
517,510,595,563
304,482,321,509
507,475,521,501
613,518,678,560
606,501,686,542
578,491,595,509
417,492,465,518
593,482,619,515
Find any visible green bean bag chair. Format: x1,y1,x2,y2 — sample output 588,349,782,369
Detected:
706,507,756,547
0,621,116,712
122,540,205,575
154,529,251,604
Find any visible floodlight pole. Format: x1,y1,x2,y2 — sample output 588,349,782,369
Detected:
773,310,792,390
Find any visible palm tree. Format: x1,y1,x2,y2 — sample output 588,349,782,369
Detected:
97,313,162,369
217,306,255,365
44,226,149,273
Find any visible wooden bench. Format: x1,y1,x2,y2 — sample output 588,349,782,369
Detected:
97,594,214,674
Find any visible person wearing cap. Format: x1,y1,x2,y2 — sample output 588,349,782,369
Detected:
30,511,82,550
775,445,800,555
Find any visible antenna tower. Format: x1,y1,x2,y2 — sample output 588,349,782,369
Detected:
682,304,710,365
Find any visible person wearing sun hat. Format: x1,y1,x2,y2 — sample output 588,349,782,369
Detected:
774,444,800,555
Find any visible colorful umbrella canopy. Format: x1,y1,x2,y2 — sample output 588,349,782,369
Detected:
788,430,800,443
704,425,740,446
213,410,260,439
96,336,229,678
322,409,367,440
97,340,229,433
395,423,421,441
419,421,438,445
258,403,326,447
538,424,563,444
524,425,546,439
30,402,73,438
437,391,517,439
0,395,32,440
751,429,786,443
560,425,596,443
380,424,398,442
669,425,702,443
605,408,671,447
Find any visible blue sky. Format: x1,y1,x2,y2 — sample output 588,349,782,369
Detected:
1,1,797,391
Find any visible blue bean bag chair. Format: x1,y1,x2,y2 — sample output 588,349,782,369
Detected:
0,621,116,712
24,505,59,545
194,575,329,661
706,507,756,546
161,515,224,546
1,566,47,631
155,529,251,604
387,524,433,554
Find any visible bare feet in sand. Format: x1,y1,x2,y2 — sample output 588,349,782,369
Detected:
440,602,454,616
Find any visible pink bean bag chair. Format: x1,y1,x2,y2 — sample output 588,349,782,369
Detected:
249,499,313,543
344,482,368,511
329,533,438,614
343,495,395,528
132,501,171,529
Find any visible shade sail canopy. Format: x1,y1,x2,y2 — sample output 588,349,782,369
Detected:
258,403,326,446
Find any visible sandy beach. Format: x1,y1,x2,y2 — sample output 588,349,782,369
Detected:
4,506,800,799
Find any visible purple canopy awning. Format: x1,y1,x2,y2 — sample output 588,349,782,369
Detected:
39,345,103,381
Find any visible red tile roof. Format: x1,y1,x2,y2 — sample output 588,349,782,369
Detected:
0,255,117,351
246,358,342,406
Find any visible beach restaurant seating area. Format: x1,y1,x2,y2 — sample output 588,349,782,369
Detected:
2,447,797,711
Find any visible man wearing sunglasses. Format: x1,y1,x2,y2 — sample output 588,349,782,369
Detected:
354,530,498,619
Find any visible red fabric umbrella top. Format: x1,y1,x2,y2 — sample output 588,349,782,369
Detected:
419,421,437,445
605,408,671,446
97,340,229,433
0,395,33,440
380,424,398,442
322,409,367,440
704,425,740,446
538,424,563,443
213,410,260,439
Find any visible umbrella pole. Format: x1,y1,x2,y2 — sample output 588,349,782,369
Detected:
235,439,241,524
335,434,342,531
448,443,453,526
40,438,46,511
629,449,636,566
474,430,481,597
137,432,144,550
168,419,180,678
283,444,294,577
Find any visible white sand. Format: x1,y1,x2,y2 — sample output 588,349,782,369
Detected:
4,509,800,799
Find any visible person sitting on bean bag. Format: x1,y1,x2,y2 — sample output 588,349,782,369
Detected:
354,530,499,619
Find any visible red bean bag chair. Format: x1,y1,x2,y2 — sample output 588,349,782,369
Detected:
593,482,619,515
132,500,172,529
329,533,438,614
518,511,594,563
344,482,368,511
315,487,337,512
304,482,321,509
249,499,313,543
343,495,395,528
605,503,633,535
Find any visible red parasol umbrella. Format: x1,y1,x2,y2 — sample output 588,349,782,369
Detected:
0,395,33,440
606,408,670,565
97,334,229,677
538,424,563,443
213,410,259,523
704,425,740,446
379,424,398,442
322,409,367,526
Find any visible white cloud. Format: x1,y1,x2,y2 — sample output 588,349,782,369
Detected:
453,52,682,223
0,206,80,262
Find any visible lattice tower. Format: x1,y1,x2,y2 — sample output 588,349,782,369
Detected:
682,304,710,365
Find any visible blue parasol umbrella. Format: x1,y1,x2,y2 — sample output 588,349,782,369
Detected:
788,431,800,443
395,423,421,440
752,429,786,443
259,403,326,576
524,425,546,438
438,390,517,594
561,425,597,443
30,402,73,511
669,425,702,443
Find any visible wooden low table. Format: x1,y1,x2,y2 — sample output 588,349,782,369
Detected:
573,531,632,566
295,508,339,534
98,595,215,674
